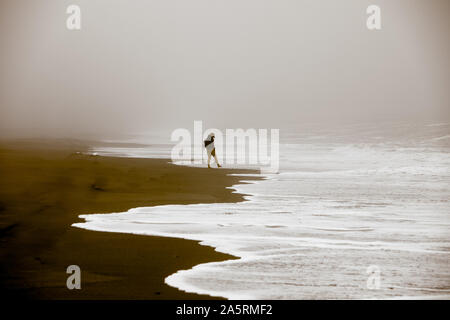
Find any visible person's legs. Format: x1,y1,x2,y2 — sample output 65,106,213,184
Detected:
211,148,221,167
213,154,221,167
207,153,212,168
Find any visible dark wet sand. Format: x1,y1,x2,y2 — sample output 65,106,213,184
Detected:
0,139,260,299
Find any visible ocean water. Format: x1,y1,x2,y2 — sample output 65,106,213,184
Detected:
73,122,450,299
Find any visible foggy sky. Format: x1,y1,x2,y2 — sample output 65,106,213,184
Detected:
1,0,449,138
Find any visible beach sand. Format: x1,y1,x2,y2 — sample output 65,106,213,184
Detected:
0,139,260,299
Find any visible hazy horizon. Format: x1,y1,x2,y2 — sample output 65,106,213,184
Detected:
1,0,449,139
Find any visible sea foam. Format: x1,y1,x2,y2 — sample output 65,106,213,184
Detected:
74,123,450,299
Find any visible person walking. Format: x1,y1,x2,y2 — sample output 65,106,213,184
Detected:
204,133,221,168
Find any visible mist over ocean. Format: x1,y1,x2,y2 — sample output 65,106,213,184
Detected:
73,122,450,299
1,0,449,305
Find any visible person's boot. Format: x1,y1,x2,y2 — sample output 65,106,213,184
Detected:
217,163,222,168
208,164,211,168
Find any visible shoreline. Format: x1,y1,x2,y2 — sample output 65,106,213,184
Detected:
0,139,261,299
73,175,267,300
